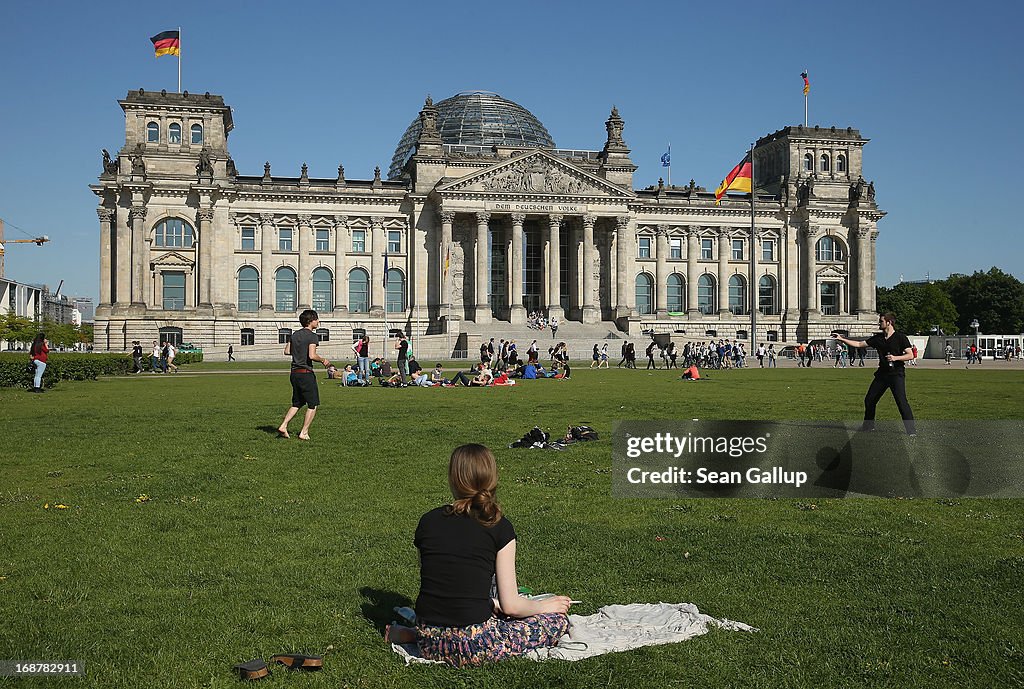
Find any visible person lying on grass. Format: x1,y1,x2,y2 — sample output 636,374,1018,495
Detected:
386,444,571,666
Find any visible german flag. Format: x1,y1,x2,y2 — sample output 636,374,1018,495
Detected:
150,30,180,58
801,71,810,96
714,154,752,205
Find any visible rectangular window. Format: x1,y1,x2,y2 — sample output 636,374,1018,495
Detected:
701,238,713,260
279,228,293,252
388,230,401,254
240,329,255,346
670,238,683,259
241,227,256,250
820,282,839,316
316,328,330,342
278,328,291,344
732,239,744,261
316,229,330,252
162,271,185,310
638,237,651,259
762,239,775,262
352,229,366,253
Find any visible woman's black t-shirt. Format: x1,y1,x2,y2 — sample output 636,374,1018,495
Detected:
414,507,516,627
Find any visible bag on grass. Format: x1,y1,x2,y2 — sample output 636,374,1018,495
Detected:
510,426,549,448
570,425,599,442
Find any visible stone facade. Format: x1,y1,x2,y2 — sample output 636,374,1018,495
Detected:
91,90,884,352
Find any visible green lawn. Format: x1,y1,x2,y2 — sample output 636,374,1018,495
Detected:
1,367,1022,688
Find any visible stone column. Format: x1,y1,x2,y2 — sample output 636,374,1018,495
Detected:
510,212,526,324
97,207,113,309
333,216,348,313
440,211,455,313
196,207,214,308
259,213,275,311
297,214,312,309
370,218,385,316
581,214,598,324
855,227,872,315
804,228,820,317
474,211,492,324
686,226,699,318
547,214,563,320
614,216,632,318
114,209,131,310
655,225,669,319
129,205,148,310
749,230,759,316
717,228,730,316
783,226,799,318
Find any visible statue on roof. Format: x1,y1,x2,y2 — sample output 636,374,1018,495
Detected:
101,149,118,175
130,143,146,176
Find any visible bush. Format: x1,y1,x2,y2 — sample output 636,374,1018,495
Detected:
0,351,202,388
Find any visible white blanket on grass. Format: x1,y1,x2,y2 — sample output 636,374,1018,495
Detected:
391,602,756,664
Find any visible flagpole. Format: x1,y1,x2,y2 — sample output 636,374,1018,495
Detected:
748,142,756,357
177,26,182,93
803,69,808,127
667,142,671,187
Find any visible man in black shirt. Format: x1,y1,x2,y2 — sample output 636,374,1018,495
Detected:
833,313,916,435
395,331,410,383
277,309,330,440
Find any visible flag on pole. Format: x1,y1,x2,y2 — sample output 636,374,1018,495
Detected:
443,245,450,280
714,153,753,205
383,251,390,287
801,71,810,96
150,30,181,58
661,146,671,167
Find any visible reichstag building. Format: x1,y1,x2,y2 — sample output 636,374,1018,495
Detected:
91,89,884,351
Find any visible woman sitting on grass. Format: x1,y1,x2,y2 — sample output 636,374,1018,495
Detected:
386,444,571,666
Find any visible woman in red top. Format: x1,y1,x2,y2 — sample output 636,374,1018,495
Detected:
29,332,49,393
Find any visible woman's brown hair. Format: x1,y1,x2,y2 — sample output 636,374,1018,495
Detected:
446,444,502,527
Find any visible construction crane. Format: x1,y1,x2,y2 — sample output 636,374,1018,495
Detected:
0,218,50,279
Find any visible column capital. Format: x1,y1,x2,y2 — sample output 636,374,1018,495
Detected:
717,227,731,239
370,217,384,230
616,216,630,231
475,211,491,224
685,225,701,237
655,224,669,237
97,207,114,222
333,214,349,228
548,213,563,226
510,212,527,225
439,210,456,224
129,206,147,223
582,214,597,229
259,212,275,223
296,213,313,225
196,208,215,222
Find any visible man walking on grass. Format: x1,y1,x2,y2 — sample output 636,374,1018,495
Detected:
278,309,330,441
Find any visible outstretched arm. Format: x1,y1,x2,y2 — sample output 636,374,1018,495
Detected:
495,540,570,618
832,333,868,349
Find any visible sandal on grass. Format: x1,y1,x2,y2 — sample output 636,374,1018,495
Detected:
232,659,270,681
271,654,323,671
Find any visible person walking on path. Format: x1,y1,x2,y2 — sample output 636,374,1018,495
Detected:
354,335,370,382
277,309,330,441
228,345,235,362
150,341,162,373
833,313,916,435
599,343,610,369
549,316,559,339
131,341,144,373
29,332,49,393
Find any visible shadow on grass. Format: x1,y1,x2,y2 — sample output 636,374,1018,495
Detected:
360,587,413,634
256,425,284,436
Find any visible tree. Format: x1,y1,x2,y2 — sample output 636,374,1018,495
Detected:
941,268,1024,335
876,282,958,335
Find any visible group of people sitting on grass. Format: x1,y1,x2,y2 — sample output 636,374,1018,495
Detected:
331,356,573,388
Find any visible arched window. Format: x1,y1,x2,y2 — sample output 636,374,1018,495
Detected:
168,123,181,144
635,273,653,315
803,153,813,171
190,124,203,145
386,269,406,313
275,267,296,312
237,266,259,312
758,275,777,315
697,275,716,314
728,275,747,315
312,267,333,311
348,268,369,313
667,274,684,313
836,154,847,173
820,154,831,172
154,218,195,248
815,236,845,262
147,122,159,143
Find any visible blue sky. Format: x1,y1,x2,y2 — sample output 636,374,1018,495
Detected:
2,0,1022,301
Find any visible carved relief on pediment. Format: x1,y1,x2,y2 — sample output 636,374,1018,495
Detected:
475,158,595,195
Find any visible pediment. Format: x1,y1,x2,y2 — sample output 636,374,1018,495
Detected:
437,150,634,199
151,251,195,268
816,264,847,279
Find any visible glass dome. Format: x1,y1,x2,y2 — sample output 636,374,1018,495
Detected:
388,91,555,179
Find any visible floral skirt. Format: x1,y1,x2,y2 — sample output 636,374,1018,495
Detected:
417,613,569,667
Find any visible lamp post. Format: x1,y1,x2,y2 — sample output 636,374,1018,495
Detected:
970,318,980,360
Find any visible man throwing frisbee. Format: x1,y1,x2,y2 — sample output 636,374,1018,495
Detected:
832,313,916,435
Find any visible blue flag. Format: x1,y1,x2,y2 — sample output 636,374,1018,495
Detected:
383,251,389,287
661,148,671,167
